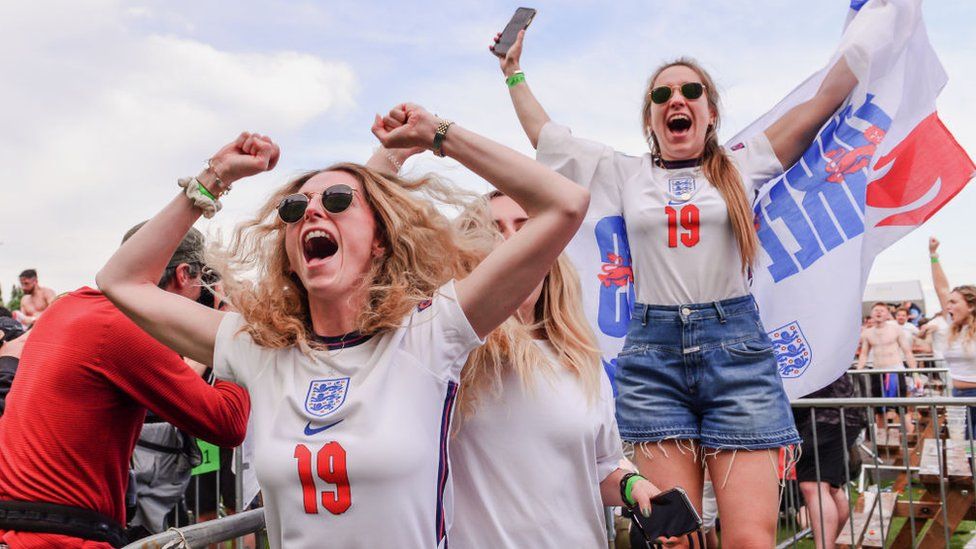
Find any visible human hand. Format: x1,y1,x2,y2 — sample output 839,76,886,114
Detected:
371,104,441,152
490,30,525,77
629,477,661,518
208,132,280,187
929,236,940,254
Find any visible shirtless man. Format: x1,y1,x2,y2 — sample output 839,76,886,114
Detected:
15,269,56,326
858,302,918,431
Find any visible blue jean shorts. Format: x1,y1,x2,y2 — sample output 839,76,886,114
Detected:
615,294,800,450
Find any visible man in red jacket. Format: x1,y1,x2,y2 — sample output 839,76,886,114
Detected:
0,224,250,548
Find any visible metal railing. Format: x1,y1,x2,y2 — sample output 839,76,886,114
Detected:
781,367,976,548
122,509,265,549
136,366,974,549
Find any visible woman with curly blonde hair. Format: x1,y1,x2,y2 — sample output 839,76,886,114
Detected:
448,192,659,548
96,102,589,549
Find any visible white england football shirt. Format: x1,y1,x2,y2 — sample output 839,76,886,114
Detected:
537,122,783,306
213,281,483,548
449,341,623,548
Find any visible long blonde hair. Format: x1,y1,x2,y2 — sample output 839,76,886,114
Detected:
214,163,481,350
949,285,976,350
642,57,758,271
453,197,602,423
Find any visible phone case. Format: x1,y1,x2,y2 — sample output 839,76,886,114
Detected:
630,487,703,542
494,7,537,57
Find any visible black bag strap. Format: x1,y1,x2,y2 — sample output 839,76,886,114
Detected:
135,438,184,454
0,500,127,548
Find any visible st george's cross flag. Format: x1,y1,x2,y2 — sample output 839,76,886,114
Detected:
561,0,974,398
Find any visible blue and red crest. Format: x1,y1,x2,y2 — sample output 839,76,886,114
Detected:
768,321,812,378
305,377,350,417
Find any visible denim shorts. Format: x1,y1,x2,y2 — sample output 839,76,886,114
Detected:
615,294,801,450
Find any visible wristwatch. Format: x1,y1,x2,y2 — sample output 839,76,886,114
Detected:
432,119,454,158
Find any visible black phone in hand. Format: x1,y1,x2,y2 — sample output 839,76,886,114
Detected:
493,7,536,57
630,487,703,543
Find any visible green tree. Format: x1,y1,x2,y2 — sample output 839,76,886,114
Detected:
7,284,23,311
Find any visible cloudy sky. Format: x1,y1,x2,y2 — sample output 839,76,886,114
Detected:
1,0,973,312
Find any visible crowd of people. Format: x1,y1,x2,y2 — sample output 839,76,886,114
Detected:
0,17,973,549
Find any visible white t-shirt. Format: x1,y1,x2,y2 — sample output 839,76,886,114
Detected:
900,322,919,345
213,281,483,549
537,122,783,306
449,340,623,549
928,315,950,359
944,337,976,383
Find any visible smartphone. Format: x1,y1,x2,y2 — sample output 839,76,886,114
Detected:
630,487,703,542
493,7,537,57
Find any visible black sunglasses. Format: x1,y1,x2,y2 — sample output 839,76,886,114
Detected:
277,184,355,223
649,82,706,105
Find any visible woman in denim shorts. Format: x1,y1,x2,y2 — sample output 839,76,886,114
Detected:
498,31,859,545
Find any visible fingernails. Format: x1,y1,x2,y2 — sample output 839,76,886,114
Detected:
642,507,651,518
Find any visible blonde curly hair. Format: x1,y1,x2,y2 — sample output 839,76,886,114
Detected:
211,163,484,351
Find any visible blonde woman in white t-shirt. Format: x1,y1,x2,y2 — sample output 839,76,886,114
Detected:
96,103,590,548
493,29,858,546
448,192,660,549
929,237,976,433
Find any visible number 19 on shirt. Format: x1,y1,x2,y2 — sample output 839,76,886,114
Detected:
665,205,700,248
294,442,352,514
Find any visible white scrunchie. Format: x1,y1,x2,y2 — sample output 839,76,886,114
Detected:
178,177,222,219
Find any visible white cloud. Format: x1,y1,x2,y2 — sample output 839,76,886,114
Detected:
0,1,357,295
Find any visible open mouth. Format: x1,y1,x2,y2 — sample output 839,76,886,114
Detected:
303,230,338,263
666,114,692,135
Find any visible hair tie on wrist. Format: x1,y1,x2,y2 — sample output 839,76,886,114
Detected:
178,177,222,218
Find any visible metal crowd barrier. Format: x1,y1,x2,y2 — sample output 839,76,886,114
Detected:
122,509,265,549
780,369,976,549
134,366,974,549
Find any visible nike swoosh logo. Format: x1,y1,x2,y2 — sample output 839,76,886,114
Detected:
304,419,344,436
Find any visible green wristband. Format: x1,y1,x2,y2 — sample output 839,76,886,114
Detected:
197,181,217,201
931,256,940,264
506,71,526,88
624,474,643,506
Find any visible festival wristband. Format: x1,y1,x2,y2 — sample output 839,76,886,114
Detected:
625,474,645,507
506,71,525,88
196,181,217,201
619,472,644,507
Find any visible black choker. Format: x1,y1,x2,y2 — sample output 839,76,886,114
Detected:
312,331,374,350
654,156,703,170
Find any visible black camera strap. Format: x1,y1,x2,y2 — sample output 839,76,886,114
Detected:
0,500,127,548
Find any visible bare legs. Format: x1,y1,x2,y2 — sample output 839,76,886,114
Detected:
634,441,781,548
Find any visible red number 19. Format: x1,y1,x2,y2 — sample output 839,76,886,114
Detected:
294,442,351,514
665,205,700,248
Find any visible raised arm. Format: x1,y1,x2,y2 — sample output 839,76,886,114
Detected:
764,57,858,169
929,237,951,314
856,332,871,370
96,133,280,365
365,144,424,175
372,104,588,338
492,30,551,149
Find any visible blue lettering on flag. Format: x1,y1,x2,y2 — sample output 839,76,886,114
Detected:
755,94,892,282
594,216,634,338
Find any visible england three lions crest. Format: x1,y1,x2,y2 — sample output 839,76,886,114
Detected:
305,378,350,417
668,177,696,203
768,321,812,379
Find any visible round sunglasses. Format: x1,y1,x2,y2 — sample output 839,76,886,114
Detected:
277,184,355,223
649,82,706,105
